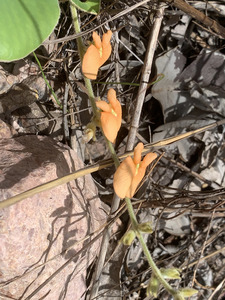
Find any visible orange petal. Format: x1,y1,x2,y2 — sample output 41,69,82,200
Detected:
102,30,112,47
141,152,157,168
115,112,122,133
115,107,122,133
92,31,102,49
82,45,100,80
133,143,144,165
107,89,117,107
127,153,157,198
107,89,122,131
96,101,111,113
99,30,112,67
100,112,118,143
127,166,146,198
113,157,136,199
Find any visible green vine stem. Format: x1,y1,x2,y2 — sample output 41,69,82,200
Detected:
33,51,62,108
106,139,120,168
125,197,183,299
95,74,165,88
69,1,120,170
69,1,98,117
70,3,183,299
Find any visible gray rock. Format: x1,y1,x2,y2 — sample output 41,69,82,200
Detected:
0,134,106,299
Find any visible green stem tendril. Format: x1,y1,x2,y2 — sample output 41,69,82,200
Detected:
69,1,120,169
125,197,183,299
106,139,120,168
95,74,164,88
70,5,183,299
33,51,62,108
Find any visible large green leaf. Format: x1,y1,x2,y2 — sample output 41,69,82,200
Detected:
71,0,100,15
0,0,60,62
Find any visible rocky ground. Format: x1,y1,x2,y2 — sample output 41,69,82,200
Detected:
0,1,225,299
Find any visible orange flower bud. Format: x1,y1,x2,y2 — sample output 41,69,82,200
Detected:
96,89,122,143
82,30,112,80
178,288,198,298
113,143,157,199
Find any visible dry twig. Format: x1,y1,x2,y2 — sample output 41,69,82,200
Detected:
165,0,225,38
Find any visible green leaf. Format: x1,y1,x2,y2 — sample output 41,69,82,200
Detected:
71,0,100,15
0,0,60,62
179,288,198,297
138,222,153,233
160,268,181,280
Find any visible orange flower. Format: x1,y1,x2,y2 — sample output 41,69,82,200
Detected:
113,143,157,199
82,30,112,80
96,88,122,143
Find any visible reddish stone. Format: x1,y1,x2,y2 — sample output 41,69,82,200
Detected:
0,135,106,299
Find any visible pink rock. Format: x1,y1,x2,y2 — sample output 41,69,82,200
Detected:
0,135,106,299
0,119,16,139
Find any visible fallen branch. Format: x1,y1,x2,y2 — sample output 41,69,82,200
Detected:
165,0,225,38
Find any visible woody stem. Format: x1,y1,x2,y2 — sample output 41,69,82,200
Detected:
69,1,98,117
125,197,183,299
